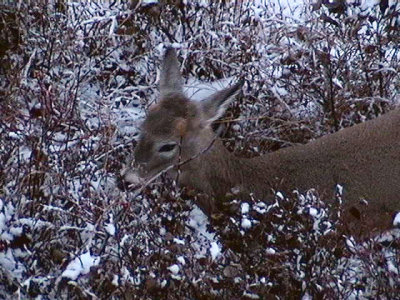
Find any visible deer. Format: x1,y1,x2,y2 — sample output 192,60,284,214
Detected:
121,47,400,236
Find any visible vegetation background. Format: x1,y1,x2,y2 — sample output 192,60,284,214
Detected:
0,0,399,298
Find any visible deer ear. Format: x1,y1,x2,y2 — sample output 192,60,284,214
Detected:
160,47,184,96
199,80,243,124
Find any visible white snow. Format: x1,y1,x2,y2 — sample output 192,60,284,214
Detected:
0,248,24,280
254,202,267,214
177,256,186,265
9,226,23,237
173,238,185,245
188,206,218,259
387,259,398,275
105,214,116,236
243,291,260,299
160,279,167,288
345,237,357,253
393,212,400,227
62,251,100,280
269,0,305,20
336,184,343,196
1,1,399,298
210,241,221,260
8,131,22,140
112,274,119,286
241,217,252,229
167,264,180,275
276,191,284,200
302,293,312,300
308,207,318,217
241,202,250,214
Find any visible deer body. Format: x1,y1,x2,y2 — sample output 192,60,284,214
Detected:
123,48,400,233
179,110,400,229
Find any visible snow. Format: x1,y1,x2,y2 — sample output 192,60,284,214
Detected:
265,248,276,255
142,0,158,4
188,206,218,258
112,274,119,286
210,242,221,260
177,256,186,265
173,238,185,245
18,146,32,162
387,259,398,274
241,202,250,214
345,237,357,253
359,0,381,10
0,200,18,243
61,251,100,280
105,214,116,236
255,0,305,19
1,0,399,298
241,217,252,229
308,207,318,217
336,184,343,196
393,212,400,227
9,226,23,236
243,291,260,299
160,279,167,288
276,191,284,200
302,293,312,300
254,202,267,214
167,264,180,275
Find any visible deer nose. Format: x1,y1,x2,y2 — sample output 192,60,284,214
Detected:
116,175,129,191
117,171,144,191
120,162,147,186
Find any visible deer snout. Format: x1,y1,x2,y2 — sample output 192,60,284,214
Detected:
118,164,145,190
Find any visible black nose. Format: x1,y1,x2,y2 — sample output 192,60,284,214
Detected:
116,175,129,191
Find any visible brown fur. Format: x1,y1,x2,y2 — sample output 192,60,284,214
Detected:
182,109,400,233
123,48,400,236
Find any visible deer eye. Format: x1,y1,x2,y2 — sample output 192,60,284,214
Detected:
158,143,177,153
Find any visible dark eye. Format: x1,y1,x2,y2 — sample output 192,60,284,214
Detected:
159,143,177,153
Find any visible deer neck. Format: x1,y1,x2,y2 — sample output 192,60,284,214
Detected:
187,139,332,201
185,140,281,200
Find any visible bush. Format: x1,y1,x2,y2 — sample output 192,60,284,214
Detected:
0,1,399,298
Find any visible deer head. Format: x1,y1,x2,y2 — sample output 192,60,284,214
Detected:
121,48,242,189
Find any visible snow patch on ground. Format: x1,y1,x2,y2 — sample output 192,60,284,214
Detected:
188,206,219,259
210,242,222,260
61,251,100,280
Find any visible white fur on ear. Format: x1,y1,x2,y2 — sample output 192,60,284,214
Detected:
199,80,243,124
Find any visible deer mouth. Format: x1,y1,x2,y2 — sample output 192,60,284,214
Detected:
118,167,145,191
